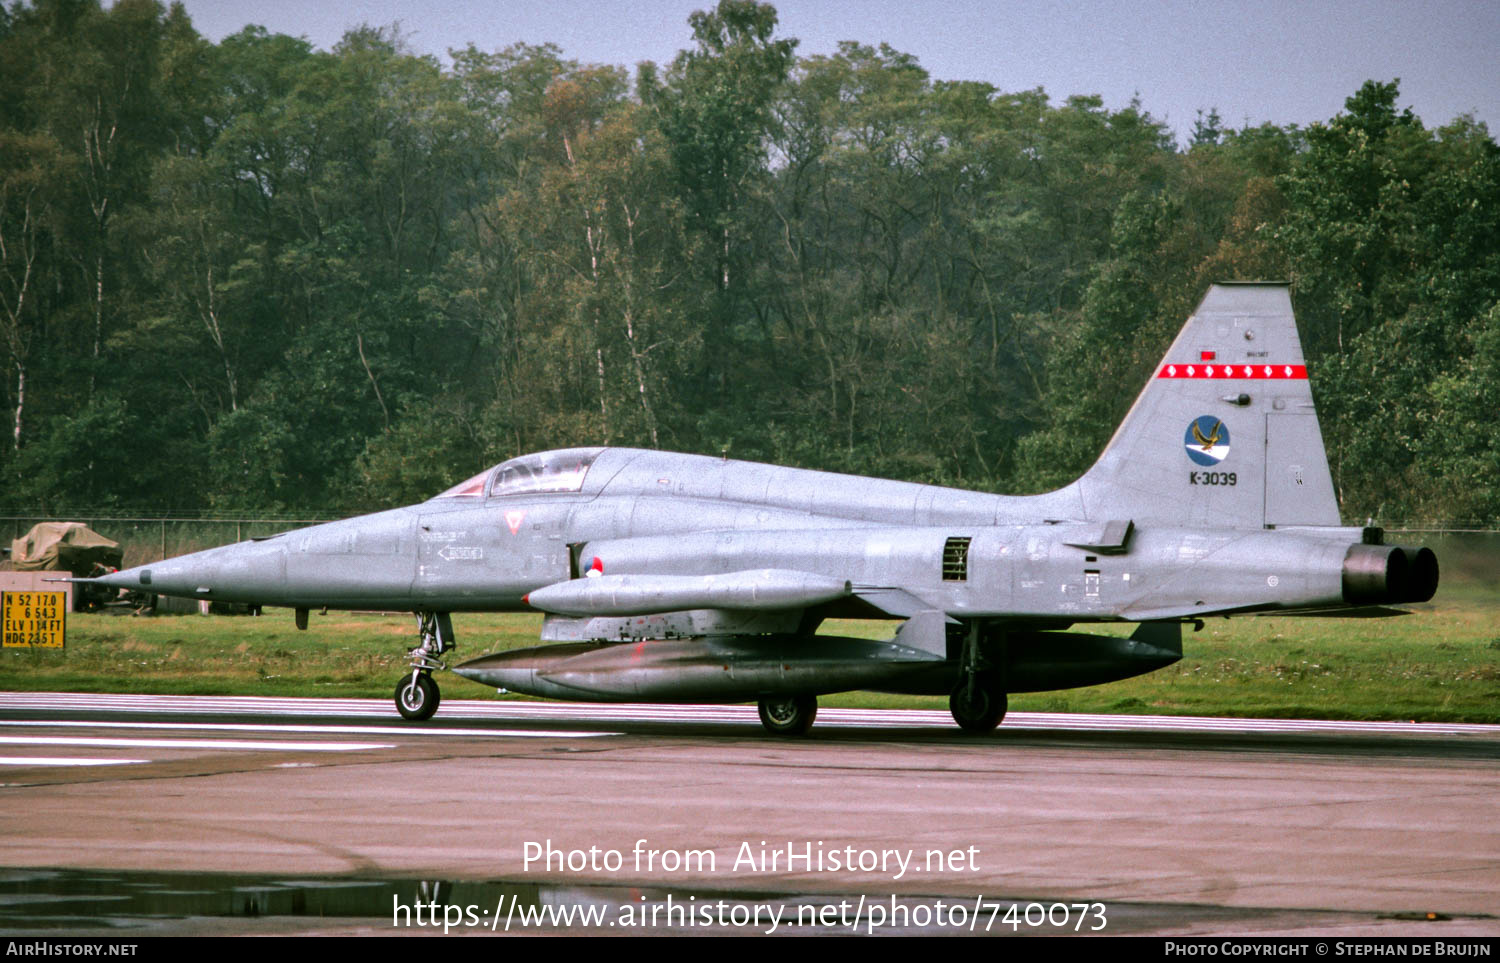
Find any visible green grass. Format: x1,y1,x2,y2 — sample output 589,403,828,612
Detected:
1,593,1495,722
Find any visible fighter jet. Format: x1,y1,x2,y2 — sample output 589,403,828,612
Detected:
81,283,1437,734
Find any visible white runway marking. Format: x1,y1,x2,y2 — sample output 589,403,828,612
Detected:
0,735,392,752
0,756,148,767
0,720,619,739
1,691,1496,737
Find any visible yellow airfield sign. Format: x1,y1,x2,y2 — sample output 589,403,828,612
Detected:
2,591,66,648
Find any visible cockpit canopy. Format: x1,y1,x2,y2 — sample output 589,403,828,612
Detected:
432,448,604,500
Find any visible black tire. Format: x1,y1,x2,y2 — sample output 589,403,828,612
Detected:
395,672,440,721
758,695,817,736
949,679,1007,732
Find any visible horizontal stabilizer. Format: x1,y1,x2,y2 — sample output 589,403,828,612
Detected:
1063,519,1134,554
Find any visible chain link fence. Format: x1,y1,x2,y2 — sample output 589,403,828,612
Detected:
0,516,335,568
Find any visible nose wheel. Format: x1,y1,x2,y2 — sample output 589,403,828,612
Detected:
396,671,440,721
393,611,454,721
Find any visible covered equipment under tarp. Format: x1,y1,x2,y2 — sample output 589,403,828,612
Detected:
11,522,123,575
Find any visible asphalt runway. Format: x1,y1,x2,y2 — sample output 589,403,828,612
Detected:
0,692,1497,936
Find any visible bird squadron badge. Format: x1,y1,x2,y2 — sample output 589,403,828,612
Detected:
1185,415,1236,486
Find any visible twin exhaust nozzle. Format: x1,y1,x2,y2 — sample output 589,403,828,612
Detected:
1342,544,1440,605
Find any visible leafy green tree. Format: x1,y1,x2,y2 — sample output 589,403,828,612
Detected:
1279,82,1500,520
1413,302,1500,523
0,7,1495,527
645,0,795,396
1277,80,1427,355
0,130,67,453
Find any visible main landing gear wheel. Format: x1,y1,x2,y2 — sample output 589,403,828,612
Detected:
949,679,1007,732
758,695,817,736
396,671,440,721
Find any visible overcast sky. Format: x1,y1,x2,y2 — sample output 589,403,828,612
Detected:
173,0,1498,143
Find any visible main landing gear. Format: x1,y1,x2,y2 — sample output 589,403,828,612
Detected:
949,675,1007,732
758,695,817,736
950,622,1008,732
395,611,454,721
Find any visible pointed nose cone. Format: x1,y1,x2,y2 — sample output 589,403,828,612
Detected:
85,539,289,604
81,567,152,592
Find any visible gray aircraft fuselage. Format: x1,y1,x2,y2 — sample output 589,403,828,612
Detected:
85,284,1438,732
123,452,1361,621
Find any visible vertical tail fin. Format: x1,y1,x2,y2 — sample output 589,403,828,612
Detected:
1074,283,1340,528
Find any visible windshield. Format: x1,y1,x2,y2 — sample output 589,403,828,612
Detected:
491,448,602,496
431,448,604,499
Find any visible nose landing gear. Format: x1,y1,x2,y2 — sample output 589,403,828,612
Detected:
394,612,454,721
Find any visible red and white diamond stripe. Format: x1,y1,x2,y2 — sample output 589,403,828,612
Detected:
1158,362,1307,379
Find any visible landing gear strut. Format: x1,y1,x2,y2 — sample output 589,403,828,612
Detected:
950,622,1008,732
758,695,817,736
395,612,454,721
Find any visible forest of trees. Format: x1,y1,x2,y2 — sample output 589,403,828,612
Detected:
1,0,1497,525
